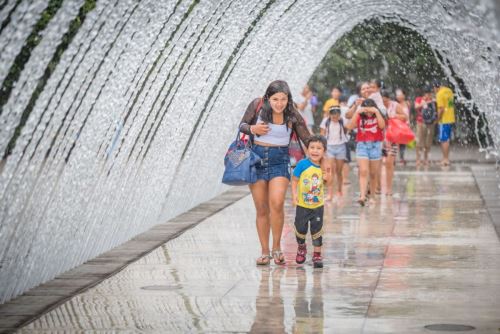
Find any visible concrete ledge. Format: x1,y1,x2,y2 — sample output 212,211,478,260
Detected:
471,165,500,240
0,187,250,333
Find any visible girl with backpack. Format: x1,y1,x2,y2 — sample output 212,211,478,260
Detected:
414,86,437,166
320,106,348,200
345,99,385,206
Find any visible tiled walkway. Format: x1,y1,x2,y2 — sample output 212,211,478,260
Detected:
15,163,500,333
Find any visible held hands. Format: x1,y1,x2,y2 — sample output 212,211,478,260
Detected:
251,122,270,136
292,193,298,206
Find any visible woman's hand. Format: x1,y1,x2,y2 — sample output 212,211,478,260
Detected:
251,122,270,135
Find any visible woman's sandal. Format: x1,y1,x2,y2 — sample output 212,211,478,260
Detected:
357,197,366,207
272,250,286,265
256,254,271,266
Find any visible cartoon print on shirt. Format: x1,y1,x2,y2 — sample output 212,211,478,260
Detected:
302,173,322,204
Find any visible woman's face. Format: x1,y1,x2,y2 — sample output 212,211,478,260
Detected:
382,96,391,107
331,88,341,99
360,83,370,98
396,90,405,102
268,92,288,114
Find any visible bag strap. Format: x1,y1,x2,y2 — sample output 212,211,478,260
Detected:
289,124,306,156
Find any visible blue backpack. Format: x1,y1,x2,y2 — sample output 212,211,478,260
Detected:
421,101,437,124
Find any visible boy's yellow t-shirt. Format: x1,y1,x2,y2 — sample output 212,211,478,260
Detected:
293,158,324,209
436,86,455,124
322,98,339,114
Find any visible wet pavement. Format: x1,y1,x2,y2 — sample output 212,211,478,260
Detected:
12,161,500,334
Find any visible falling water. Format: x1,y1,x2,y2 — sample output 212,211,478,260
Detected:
0,0,498,303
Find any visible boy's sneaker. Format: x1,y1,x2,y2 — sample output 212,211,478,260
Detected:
312,252,323,268
296,244,307,264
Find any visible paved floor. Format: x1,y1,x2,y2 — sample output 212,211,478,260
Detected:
14,161,500,333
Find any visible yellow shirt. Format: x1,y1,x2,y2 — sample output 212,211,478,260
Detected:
436,87,455,124
322,98,339,115
293,159,324,209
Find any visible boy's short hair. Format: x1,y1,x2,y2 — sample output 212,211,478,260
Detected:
306,135,327,150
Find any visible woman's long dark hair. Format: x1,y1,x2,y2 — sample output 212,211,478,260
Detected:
259,80,296,124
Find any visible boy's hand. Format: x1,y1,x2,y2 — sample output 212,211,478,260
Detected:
323,167,330,182
292,194,298,206
323,173,329,182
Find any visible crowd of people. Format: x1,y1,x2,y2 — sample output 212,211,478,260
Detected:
237,79,455,267
297,79,456,205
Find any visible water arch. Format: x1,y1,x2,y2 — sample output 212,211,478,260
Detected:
0,0,498,302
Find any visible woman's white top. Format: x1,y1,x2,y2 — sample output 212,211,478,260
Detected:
254,116,291,146
320,117,348,146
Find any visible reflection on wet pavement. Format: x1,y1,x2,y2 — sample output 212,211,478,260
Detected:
19,166,500,333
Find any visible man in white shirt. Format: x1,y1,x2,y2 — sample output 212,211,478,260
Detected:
295,85,315,133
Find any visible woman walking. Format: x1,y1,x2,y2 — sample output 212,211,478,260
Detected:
382,90,408,196
239,80,312,265
395,88,411,165
346,99,385,206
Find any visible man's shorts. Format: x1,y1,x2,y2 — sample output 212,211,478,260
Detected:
438,123,453,142
327,144,346,160
356,141,382,161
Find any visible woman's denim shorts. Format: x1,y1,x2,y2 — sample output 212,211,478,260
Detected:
252,145,291,181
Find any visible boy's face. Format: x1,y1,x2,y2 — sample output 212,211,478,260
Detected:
307,142,325,163
330,112,340,121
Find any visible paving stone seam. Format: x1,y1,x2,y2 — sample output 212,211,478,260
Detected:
470,165,500,241
0,187,251,334
360,186,408,332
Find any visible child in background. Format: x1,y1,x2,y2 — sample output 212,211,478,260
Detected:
291,135,328,268
320,107,348,200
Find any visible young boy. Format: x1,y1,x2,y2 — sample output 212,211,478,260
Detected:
291,135,328,268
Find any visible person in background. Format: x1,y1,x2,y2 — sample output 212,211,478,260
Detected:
347,83,361,109
434,80,455,166
296,85,315,133
346,81,383,196
346,82,371,119
369,79,387,117
322,86,342,118
395,88,411,166
340,95,353,185
382,90,408,196
346,99,386,206
320,107,348,200
310,91,322,132
414,86,437,166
